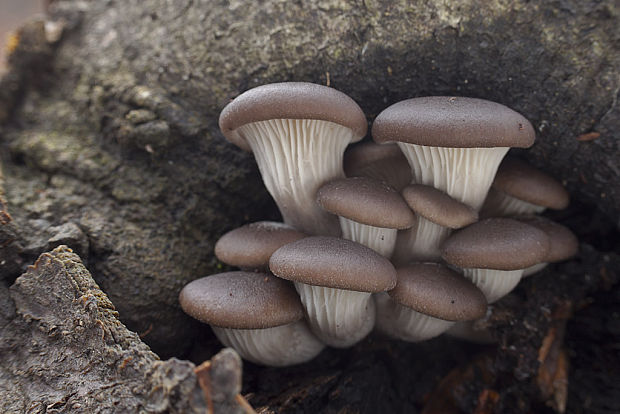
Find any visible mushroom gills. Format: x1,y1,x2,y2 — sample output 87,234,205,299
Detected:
339,216,397,258
294,282,376,348
374,292,454,342
397,143,508,211
482,189,547,217
237,119,355,236
392,216,451,264
462,268,523,303
211,321,324,367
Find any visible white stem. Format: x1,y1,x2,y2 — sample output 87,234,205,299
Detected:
391,216,452,265
339,216,397,258
481,189,547,217
374,293,454,342
212,321,325,367
462,268,523,303
294,282,375,348
238,119,355,235
398,143,509,211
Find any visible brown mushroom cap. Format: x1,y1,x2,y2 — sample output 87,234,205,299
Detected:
179,272,303,329
269,236,396,292
517,216,578,262
316,177,415,229
390,263,487,321
401,184,478,229
343,142,406,172
372,96,535,148
492,158,569,209
219,82,368,151
215,221,306,270
441,218,549,270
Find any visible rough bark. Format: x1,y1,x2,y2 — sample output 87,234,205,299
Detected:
0,0,619,412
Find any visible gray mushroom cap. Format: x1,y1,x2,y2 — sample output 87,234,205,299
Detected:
401,184,479,229
214,221,306,270
390,263,487,321
491,157,570,209
219,82,368,151
179,272,303,329
517,216,578,262
441,218,550,270
269,236,397,292
372,96,535,148
317,177,415,229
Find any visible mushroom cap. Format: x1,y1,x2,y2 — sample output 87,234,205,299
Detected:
316,177,415,229
219,82,368,150
518,216,578,262
214,221,306,270
390,263,487,321
343,142,406,172
269,236,396,292
372,96,535,148
441,218,549,270
492,157,569,209
401,184,478,229
179,272,303,329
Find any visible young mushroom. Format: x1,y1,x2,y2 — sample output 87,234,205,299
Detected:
372,97,535,210
179,271,324,367
219,82,367,236
441,218,549,303
391,184,478,264
316,177,415,257
269,236,396,348
343,141,412,191
481,157,570,217
375,263,487,342
517,216,578,277
214,221,306,271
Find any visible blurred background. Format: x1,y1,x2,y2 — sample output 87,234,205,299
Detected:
0,0,43,71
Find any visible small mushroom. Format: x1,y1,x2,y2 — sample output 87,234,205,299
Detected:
316,177,414,257
441,218,549,303
392,184,478,264
517,216,578,277
179,272,324,367
372,97,535,210
219,82,367,236
375,263,487,342
269,236,396,348
343,142,412,191
481,157,570,217
214,221,306,271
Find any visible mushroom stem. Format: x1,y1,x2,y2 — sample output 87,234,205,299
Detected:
294,282,376,348
397,144,509,211
374,293,454,342
339,216,397,258
461,268,523,303
237,119,355,236
522,262,549,277
211,321,325,367
392,216,451,264
481,189,547,217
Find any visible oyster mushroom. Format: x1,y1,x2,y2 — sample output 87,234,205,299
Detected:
270,236,396,348
372,96,535,210
375,263,487,342
214,221,306,271
219,82,367,236
481,157,570,217
441,218,549,303
343,141,412,191
391,184,478,264
316,177,414,257
179,271,324,367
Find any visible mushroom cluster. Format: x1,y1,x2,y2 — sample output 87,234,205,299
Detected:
179,83,578,366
